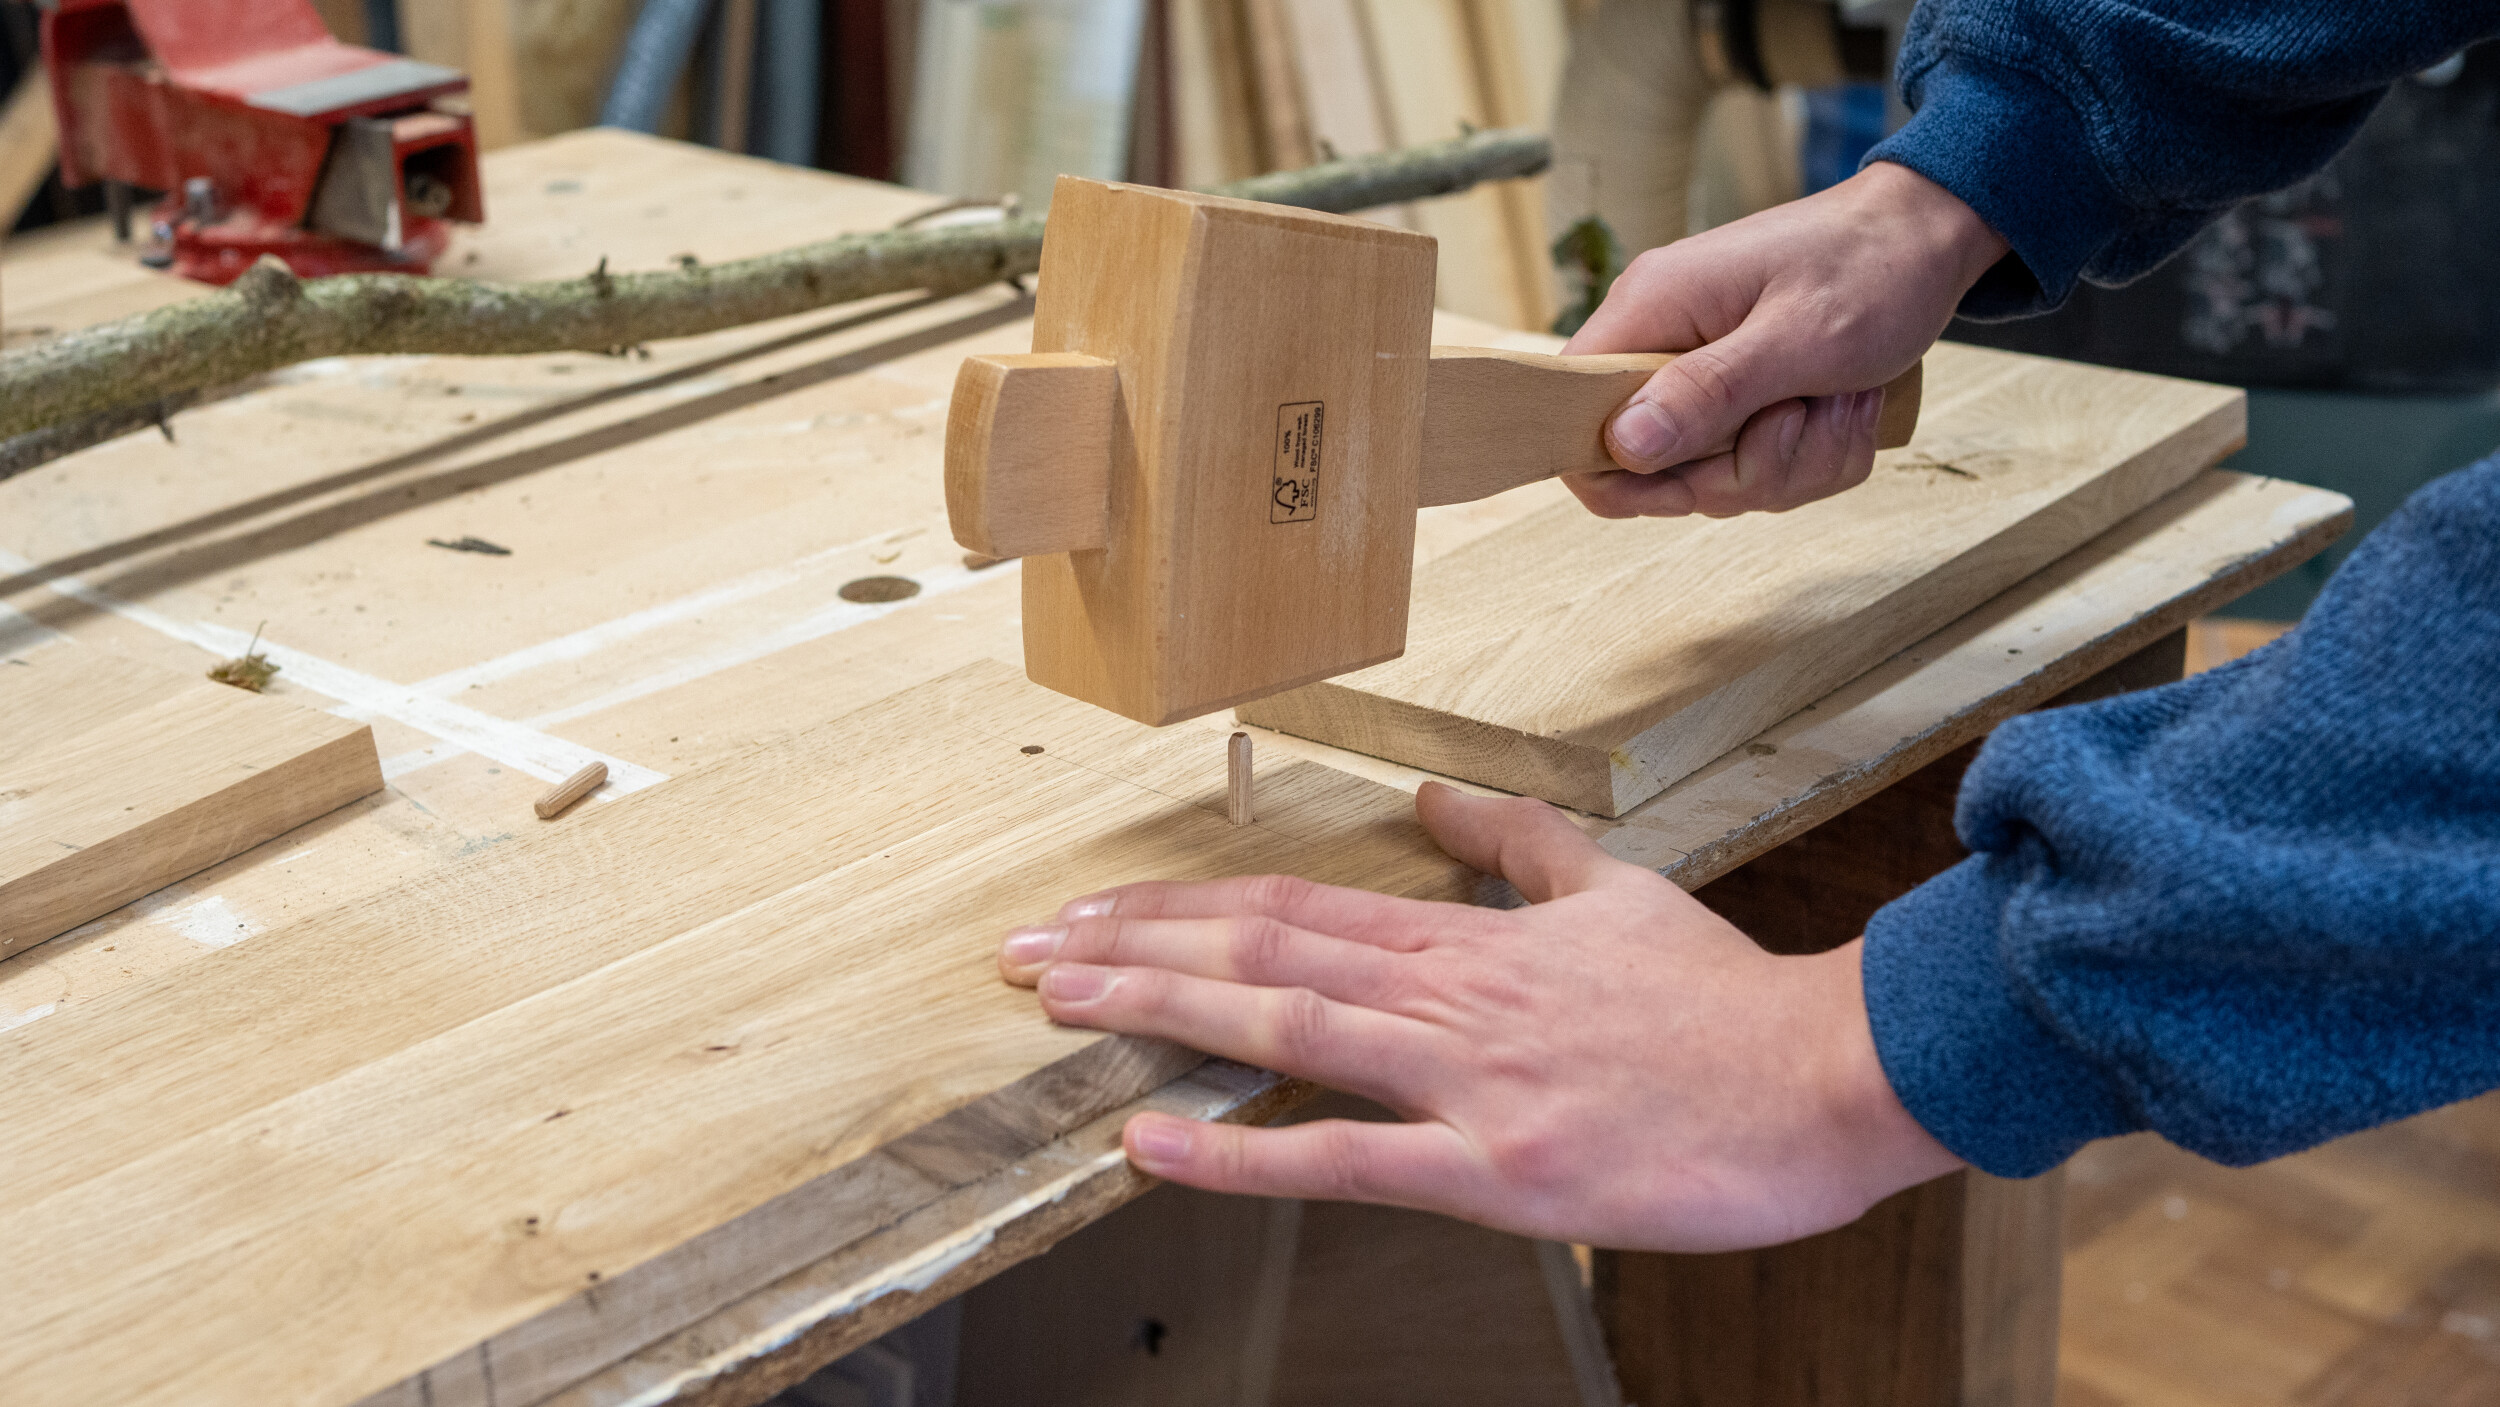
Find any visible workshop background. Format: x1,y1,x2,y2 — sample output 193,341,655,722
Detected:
2,2,2494,1404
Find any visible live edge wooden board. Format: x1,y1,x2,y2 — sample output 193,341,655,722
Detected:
1241,341,2247,815
0,661,1475,1407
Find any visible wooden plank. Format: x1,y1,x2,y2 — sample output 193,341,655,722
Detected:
1276,0,1396,164
309,0,369,43
1239,0,1316,170
715,0,763,154
1462,0,1570,329
0,69,59,237
906,0,1146,205
1239,342,2249,815
0,659,1475,1407
1590,470,2349,885
1169,0,1265,186
0,641,381,956
400,0,530,151
1357,0,1532,327
562,469,2346,1407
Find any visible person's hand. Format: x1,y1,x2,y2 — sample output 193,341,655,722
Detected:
996,782,1961,1251
1562,160,2010,520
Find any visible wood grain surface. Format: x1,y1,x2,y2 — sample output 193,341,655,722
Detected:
1242,341,2248,815
0,660,1474,1407
0,135,2356,1405
0,641,380,956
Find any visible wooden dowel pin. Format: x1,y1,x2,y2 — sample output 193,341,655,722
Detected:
1228,731,1253,826
535,761,608,819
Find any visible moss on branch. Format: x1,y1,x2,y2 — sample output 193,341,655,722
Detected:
0,129,1549,459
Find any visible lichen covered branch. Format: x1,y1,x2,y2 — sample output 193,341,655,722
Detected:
0,129,1549,455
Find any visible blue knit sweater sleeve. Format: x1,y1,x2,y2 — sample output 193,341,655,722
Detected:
1863,457,2500,1178
1865,2,2500,317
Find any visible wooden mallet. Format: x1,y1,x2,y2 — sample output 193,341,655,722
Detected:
946,175,1921,726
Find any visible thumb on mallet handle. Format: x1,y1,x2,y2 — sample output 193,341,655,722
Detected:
1417,349,1920,508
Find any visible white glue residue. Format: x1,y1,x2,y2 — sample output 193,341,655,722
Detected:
152,894,264,950
0,1003,57,1033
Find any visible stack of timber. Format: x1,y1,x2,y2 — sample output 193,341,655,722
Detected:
0,642,381,956
1213,0,1573,329
908,0,1572,329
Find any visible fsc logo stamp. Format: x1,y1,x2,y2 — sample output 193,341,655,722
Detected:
1271,401,1324,523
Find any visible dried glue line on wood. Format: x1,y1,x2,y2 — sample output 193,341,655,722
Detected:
0,548,667,793
534,762,608,819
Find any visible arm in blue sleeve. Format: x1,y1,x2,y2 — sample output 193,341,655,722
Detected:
1865,2,2500,317
1862,457,2500,1178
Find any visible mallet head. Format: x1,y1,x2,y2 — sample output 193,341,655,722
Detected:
949,175,1437,726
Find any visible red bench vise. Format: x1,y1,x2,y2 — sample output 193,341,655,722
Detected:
40,0,486,284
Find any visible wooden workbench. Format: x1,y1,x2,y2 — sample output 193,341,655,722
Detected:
0,131,2348,1407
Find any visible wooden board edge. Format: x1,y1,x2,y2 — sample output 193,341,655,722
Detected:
0,721,381,959
1589,389,2252,814
521,1062,1317,1407
1244,383,2255,819
366,1035,1209,1407
1644,477,2351,888
1238,681,1617,814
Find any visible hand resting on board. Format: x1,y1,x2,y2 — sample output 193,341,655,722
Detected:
996,782,1961,1252
1563,160,2009,520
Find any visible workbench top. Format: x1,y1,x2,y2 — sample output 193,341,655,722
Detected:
0,131,2348,1407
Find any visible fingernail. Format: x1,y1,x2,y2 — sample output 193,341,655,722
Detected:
1129,1117,1191,1166
1041,965,1115,1003
1857,388,1884,432
1609,401,1674,464
1001,925,1066,966
1776,403,1808,460
1060,893,1115,920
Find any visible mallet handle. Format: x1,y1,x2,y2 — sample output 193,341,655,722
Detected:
1417,349,1922,508
944,347,1925,561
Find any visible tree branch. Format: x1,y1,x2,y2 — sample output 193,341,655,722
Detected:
0,129,1549,463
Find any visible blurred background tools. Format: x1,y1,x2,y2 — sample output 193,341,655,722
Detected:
37,0,485,282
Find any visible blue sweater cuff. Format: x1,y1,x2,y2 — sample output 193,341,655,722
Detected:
1863,57,2138,320
1862,856,2147,1177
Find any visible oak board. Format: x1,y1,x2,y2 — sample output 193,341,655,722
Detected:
0,660,1472,1407
0,641,381,955
1240,342,2248,814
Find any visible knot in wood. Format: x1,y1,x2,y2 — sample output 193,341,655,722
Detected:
233,257,304,312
